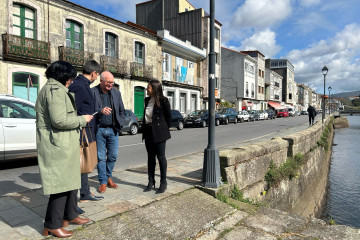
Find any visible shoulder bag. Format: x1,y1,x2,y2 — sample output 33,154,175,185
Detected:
80,124,97,174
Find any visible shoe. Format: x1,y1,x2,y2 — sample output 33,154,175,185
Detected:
63,217,90,227
156,182,167,194
143,181,155,192
107,178,118,189
77,207,85,214
43,228,72,238
98,184,107,194
80,193,104,202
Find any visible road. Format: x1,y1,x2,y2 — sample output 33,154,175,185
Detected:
0,115,315,196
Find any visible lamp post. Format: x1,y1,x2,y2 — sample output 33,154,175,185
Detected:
322,65,328,124
202,0,221,188
328,86,332,115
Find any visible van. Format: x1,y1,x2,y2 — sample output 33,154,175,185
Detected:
287,108,296,117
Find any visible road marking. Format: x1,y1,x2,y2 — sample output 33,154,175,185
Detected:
118,142,144,148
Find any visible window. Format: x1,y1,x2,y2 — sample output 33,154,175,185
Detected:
0,99,35,119
13,4,36,39
167,91,174,109
215,53,219,64
262,71,264,78
190,94,196,112
12,72,39,103
259,69,261,77
162,52,171,80
215,28,220,40
180,93,186,113
258,86,261,93
135,41,144,64
251,83,254,97
105,32,117,57
66,20,83,50
262,87,264,94
246,82,249,96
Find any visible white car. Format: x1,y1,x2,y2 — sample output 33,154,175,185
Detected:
237,110,250,122
0,94,36,161
259,110,269,120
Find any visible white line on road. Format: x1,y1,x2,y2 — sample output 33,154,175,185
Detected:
118,142,144,148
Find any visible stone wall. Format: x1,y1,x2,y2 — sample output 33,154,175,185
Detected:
219,117,334,218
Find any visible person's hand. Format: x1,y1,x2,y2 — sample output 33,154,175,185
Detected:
83,115,93,123
101,107,112,115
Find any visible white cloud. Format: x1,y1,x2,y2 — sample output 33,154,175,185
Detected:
294,11,335,35
231,0,292,28
286,23,360,92
239,29,282,57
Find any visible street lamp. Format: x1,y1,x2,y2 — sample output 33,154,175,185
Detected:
322,65,328,124
328,86,332,115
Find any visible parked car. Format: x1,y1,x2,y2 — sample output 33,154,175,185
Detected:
170,110,184,130
184,110,220,128
122,109,140,135
0,94,37,161
237,110,250,122
287,108,296,117
266,109,276,119
301,111,308,115
259,110,269,120
248,110,260,121
277,108,289,118
295,111,301,116
217,108,238,124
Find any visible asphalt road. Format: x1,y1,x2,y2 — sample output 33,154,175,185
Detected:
0,115,315,196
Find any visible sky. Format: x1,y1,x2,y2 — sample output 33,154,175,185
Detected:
69,0,360,95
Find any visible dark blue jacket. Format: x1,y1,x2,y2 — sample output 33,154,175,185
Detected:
69,74,96,143
91,84,125,133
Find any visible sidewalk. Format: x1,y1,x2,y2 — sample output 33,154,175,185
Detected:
0,118,321,239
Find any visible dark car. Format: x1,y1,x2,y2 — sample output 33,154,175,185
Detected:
248,110,260,121
217,108,238,125
121,109,140,135
184,110,220,128
266,109,276,119
170,110,184,130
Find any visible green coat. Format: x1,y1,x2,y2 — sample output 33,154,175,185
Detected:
35,78,87,195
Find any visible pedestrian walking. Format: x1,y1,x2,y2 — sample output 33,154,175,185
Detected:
69,60,104,205
307,105,316,126
35,61,93,238
92,71,125,193
142,80,172,194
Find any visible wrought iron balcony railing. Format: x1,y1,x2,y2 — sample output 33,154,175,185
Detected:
275,82,280,87
2,33,50,65
58,46,94,70
251,91,255,98
275,94,280,100
130,62,153,79
100,55,128,76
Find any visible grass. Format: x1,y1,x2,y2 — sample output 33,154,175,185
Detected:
317,120,333,152
265,153,305,189
216,185,261,209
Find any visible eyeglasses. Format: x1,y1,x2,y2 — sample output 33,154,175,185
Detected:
103,80,114,85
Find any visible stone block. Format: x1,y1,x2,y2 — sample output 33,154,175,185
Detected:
0,205,42,226
10,191,48,209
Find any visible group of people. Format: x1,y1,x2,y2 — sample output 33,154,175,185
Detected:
35,60,171,238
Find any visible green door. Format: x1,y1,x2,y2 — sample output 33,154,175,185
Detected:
134,86,145,121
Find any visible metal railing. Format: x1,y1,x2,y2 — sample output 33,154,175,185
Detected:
2,33,50,65
58,46,94,70
100,55,128,76
275,95,280,100
275,82,280,87
130,62,153,79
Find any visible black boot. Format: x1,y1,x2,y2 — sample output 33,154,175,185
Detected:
156,181,167,194
143,180,155,192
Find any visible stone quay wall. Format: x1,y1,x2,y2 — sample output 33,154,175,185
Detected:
219,117,334,218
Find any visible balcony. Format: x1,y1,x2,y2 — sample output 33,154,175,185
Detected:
2,33,50,65
275,95,280,100
58,46,94,70
275,82,280,87
251,91,255,98
100,55,127,77
130,62,153,79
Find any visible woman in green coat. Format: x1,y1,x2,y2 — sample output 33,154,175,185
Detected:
35,61,93,238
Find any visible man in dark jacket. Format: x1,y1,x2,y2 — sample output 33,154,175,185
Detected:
92,71,125,194
69,60,104,204
307,105,316,126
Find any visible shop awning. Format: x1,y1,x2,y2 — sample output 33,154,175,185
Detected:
268,101,282,109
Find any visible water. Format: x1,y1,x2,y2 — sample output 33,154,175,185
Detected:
322,115,360,228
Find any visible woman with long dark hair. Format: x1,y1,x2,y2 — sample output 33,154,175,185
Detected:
35,61,93,238
142,80,172,194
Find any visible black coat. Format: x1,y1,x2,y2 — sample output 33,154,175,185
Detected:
142,96,171,143
68,74,96,143
307,106,316,117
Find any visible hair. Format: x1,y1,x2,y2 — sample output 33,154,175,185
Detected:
82,60,101,75
45,61,77,86
149,80,164,107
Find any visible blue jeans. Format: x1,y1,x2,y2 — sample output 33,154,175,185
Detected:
96,127,119,185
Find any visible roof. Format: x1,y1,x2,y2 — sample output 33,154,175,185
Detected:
241,50,265,58
126,21,158,36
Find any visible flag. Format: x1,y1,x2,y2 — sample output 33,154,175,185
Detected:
28,75,33,87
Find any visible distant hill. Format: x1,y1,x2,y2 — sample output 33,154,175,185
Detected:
332,90,360,98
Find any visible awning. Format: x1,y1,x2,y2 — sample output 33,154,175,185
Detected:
268,101,282,109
